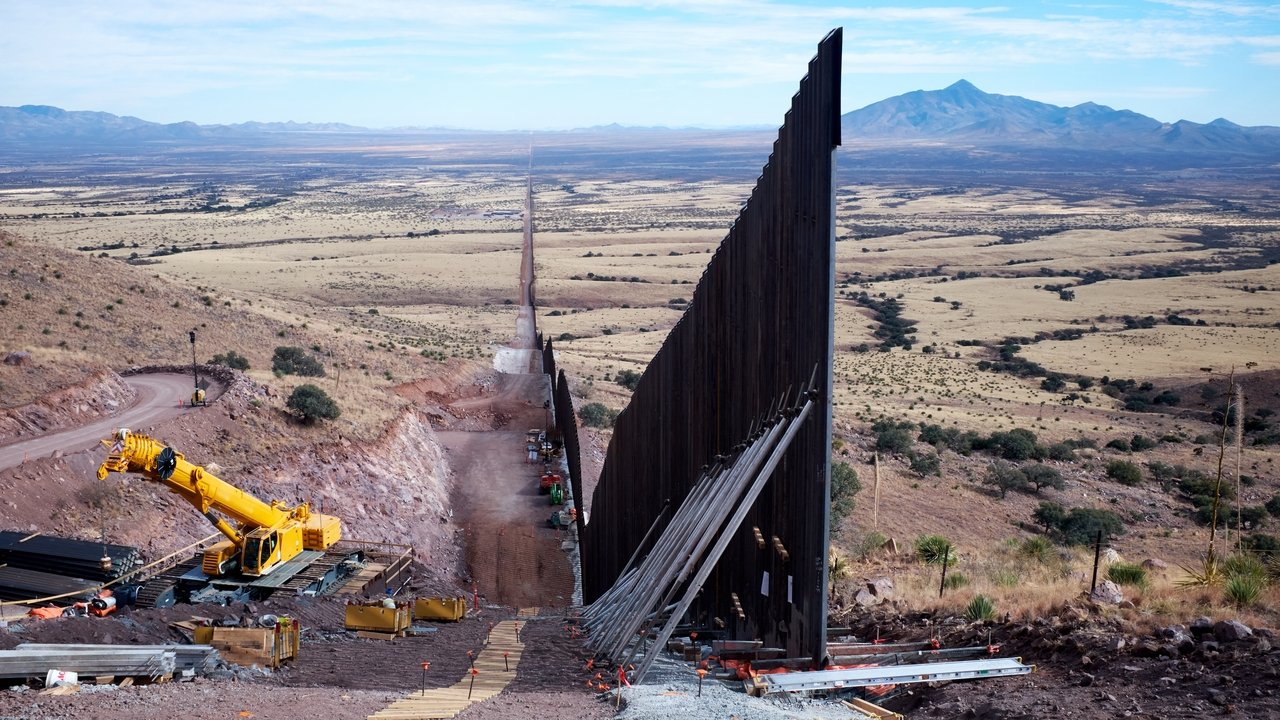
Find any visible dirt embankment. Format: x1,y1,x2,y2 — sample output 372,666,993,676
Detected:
0,369,136,443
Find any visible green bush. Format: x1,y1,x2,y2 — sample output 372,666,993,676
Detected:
615,369,641,391
272,346,325,377
1060,508,1126,545
209,350,249,370
286,384,340,423
908,451,941,477
830,462,862,528
1045,443,1076,462
875,425,914,455
1244,533,1280,558
1129,435,1157,451
942,572,969,590
1266,495,1280,517
965,594,996,622
991,569,1020,587
1106,460,1143,486
915,535,956,565
579,402,617,428
985,429,1040,461
1106,562,1148,587
1105,438,1131,452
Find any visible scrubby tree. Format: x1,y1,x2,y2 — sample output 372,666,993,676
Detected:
614,369,641,391
1059,507,1125,545
1023,464,1065,492
830,461,862,529
209,350,249,370
982,463,1029,498
287,384,340,424
272,346,325,377
1033,501,1066,533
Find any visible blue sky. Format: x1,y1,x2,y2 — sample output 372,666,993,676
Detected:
3,0,1278,129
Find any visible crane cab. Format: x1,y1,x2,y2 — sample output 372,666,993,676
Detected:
242,525,304,576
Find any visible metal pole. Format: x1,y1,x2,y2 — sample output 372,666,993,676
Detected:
188,330,198,400
1090,530,1103,592
938,545,949,599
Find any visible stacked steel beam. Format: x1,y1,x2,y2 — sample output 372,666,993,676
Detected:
0,567,98,602
15,644,222,675
581,29,841,665
0,531,142,582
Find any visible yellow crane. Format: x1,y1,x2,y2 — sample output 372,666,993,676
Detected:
97,428,341,578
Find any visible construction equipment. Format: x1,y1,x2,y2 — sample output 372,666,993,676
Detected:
96,428,342,579
547,507,576,529
548,481,564,506
188,330,208,407
538,470,561,495
413,596,467,622
345,599,411,636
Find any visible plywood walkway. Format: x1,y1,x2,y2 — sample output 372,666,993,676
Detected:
368,619,525,720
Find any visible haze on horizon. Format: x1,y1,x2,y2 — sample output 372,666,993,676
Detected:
3,0,1279,131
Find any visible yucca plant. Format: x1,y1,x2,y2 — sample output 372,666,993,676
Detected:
1177,551,1224,588
1107,562,1148,588
916,535,957,566
1225,574,1265,609
966,594,996,622
1019,536,1054,564
1222,553,1267,581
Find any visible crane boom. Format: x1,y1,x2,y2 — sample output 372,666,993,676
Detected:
96,429,341,577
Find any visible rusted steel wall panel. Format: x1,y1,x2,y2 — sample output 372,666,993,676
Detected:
581,29,841,663
552,368,588,543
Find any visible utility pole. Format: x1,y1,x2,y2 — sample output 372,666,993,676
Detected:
188,330,200,405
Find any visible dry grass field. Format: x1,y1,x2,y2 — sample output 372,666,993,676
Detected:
3,134,1280,623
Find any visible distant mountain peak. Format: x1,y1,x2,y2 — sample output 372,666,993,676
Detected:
841,82,1280,155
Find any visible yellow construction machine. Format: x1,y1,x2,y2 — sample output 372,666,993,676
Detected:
97,428,342,578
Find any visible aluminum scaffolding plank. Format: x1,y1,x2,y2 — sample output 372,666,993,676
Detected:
755,657,1034,694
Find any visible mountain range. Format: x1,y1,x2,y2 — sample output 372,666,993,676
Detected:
3,81,1279,156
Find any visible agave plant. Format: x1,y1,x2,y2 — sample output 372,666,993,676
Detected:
966,594,996,622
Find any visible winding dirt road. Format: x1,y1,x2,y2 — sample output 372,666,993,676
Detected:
0,372,218,472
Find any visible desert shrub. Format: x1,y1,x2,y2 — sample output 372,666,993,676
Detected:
852,530,888,559
1023,464,1065,492
830,462,862,527
1266,495,1280,517
943,572,970,590
286,384,340,423
1045,443,1076,462
982,463,1029,498
1019,535,1055,563
1225,575,1265,608
1106,460,1143,486
272,346,324,377
615,369,641,391
984,428,1040,461
918,423,978,454
1245,533,1280,559
915,535,956,565
1106,562,1148,587
1060,508,1126,545
209,350,249,370
908,450,941,476
1130,435,1157,451
579,402,617,428
874,422,914,455
965,595,996,622
1105,438,1131,452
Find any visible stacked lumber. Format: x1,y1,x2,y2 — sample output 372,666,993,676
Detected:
14,645,221,675
0,531,143,582
0,566,98,602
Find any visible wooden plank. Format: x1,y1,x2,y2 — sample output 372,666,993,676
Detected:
357,631,398,641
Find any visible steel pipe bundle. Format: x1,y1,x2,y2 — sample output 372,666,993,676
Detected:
581,29,841,664
0,646,178,681
0,531,143,582
16,644,222,675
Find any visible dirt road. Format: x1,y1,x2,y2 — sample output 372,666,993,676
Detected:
0,372,219,472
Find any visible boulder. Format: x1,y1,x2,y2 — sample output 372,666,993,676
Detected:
867,576,894,599
3,351,31,366
854,589,879,607
1141,558,1169,571
1214,620,1253,643
1089,580,1124,605
1101,548,1124,565
1190,617,1215,637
